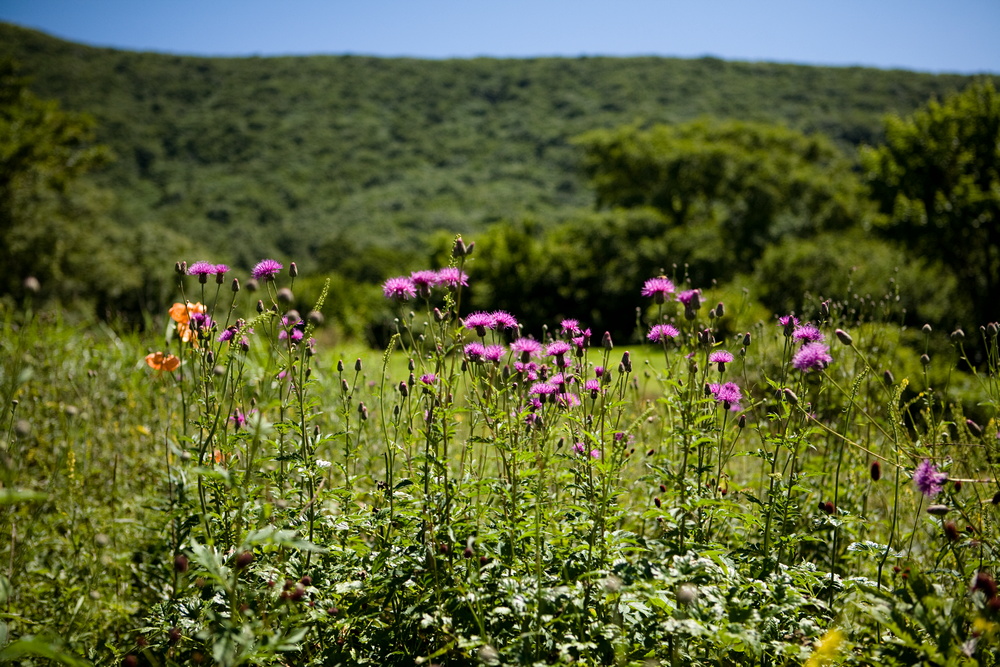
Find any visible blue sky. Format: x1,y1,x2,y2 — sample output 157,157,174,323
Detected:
1,0,998,74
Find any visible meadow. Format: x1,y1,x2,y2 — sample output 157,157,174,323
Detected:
2,239,999,666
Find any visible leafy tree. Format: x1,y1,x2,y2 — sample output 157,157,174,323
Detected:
0,61,109,294
574,119,881,268
861,81,1000,325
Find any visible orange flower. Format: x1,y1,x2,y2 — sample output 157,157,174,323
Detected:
169,301,205,323
145,351,180,372
168,302,205,346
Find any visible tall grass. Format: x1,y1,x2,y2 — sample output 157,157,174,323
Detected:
2,241,999,666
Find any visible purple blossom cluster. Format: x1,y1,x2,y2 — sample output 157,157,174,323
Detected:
780,315,833,372
709,382,743,410
913,459,947,498
382,268,471,301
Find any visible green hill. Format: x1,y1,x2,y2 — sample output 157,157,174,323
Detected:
0,22,992,272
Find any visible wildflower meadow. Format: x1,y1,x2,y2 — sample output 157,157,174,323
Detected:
2,236,1000,666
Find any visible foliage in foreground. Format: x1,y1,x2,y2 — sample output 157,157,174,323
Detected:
2,239,1000,665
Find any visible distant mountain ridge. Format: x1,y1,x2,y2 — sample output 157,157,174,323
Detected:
0,22,993,270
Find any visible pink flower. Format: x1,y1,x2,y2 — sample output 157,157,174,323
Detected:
641,277,675,302
383,276,417,300
648,324,679,342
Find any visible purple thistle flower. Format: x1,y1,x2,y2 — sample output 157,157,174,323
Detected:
212,264,230,275
419,373,437,384
641,277,676,303
382,276,417,301
793,324,825,343
410,270,438,296
515,361,539,380
252,259,283,281
189,312,213,331
561,319,581,334
778,315,800,328
218,326,239,343
484,344,507,362
676,289,702,307
464,342,486,362
584,379,601,392
511,338,543,358
572,442,587,456
546,340,572,357
435,267,468,288
572,329,592,350
463,312,495,333
648,324,680,342
913,459,947,498
709,350,734,364
187,261,215,276
709,382,743,410
529,382,558,396
792,342,833,372
491,310,519,330
556,393,581,408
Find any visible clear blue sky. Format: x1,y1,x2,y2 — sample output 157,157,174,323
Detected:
1,0,998,74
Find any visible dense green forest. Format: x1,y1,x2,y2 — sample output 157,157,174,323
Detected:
1,22,998,339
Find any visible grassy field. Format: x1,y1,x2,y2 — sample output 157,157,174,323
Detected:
2,248,999,665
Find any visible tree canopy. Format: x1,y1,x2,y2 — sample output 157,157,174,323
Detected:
862,81,1000,325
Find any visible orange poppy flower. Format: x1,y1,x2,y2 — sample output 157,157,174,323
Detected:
145,351,181,372
169,301,205,325
169,302,205,347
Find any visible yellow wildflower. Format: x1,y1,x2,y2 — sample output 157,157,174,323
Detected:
805,627,845,667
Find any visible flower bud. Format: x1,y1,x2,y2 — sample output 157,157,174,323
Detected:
715,301,725,318
883,370,894,386
289,262,298,278
174,554,189,573
820,300,830,319
783,388,798,405
231,278,240,292
245,278,258,292
926,504,950,516
355,358,363,372
277,287,294,303
922,323,933,334
743,332,751,347
920,354,931,366
870,460,881,482
603,331,613,350
257,299,265,313
452,236,467,258
951,328,964,340
234,550,254,569
835,329,853,345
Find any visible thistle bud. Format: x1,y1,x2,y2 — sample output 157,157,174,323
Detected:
234,550,254,569
621,351,632,373
820,300,830,319
783,388,798,405
883,370,894,386
715,301,725,318
245,278,258,292
231,278,240,292
355,358,363,372
289,262,298,278
922,323,933,334
277,288,294,303
175,261,187,275
398,381,408,398
951,329,964,340
174,554,189,573
257,299,265,314
603,331,613,350
926,504,949,516
967,419,982,437
870,460,881,481
943,520,961,542
743,332,751,347
452,236,468,258
308,310,323,325
920,354,931,367
835,329,853,346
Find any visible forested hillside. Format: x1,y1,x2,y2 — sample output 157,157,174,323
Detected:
0,22,987,269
